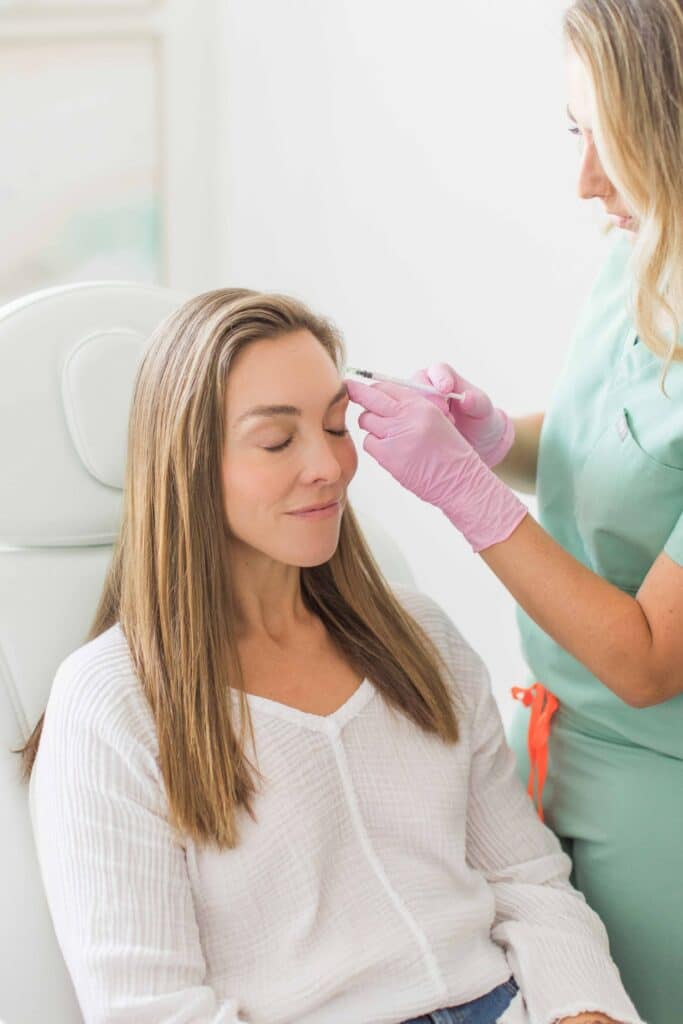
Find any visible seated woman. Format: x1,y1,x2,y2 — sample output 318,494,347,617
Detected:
24,289,641,1024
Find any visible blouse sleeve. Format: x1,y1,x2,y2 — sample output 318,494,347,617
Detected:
29,656,248,1024
462,643,644,1024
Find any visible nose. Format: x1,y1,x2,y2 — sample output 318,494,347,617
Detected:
298,433,344,487
577,137,613,201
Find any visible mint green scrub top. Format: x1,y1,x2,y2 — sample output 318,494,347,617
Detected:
507,236,683,1024
515,236,683,754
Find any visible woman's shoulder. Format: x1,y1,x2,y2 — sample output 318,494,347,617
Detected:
390,584,490,703
391,583,459,635
44,623,155,754
32,626,166,838
51,622,137,700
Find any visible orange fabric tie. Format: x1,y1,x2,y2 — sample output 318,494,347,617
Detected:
510,683,559,822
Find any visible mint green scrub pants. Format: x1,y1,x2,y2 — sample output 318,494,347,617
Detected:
509,706,683,1024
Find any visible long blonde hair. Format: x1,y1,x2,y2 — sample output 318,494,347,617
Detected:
564,0,683,380
20,289,458,847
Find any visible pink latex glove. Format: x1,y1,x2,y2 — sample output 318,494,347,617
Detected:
346,379,527,553
411,362,514,468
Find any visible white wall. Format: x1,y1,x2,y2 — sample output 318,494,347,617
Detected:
212,0,610,717
0,0,220,301
2,2,611,715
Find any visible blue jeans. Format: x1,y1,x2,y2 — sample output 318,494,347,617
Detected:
401,977,519,1024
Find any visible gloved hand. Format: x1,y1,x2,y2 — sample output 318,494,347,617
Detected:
345,379,527,553
411,362,514,468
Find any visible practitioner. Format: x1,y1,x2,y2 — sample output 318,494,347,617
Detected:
347,2,683,1022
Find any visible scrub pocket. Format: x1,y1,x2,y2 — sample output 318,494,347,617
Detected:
575,406,683,592
401,977,522,1024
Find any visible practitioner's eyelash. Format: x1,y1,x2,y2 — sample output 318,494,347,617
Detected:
263,428,348,453
568,125,581,136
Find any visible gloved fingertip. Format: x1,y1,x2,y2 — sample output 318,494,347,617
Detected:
427,362,456,394
413,366,430,379
462,390,491,418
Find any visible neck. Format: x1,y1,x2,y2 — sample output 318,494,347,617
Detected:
229,540,310,640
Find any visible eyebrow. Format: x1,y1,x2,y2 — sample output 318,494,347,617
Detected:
235,384,348,425
567,106,577,123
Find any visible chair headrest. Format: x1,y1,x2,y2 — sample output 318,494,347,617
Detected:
0,281,183,548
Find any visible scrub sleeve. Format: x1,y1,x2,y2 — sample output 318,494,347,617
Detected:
507,237,683,1024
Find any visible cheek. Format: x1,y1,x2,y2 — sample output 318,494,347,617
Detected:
339,436,358,483
222,451,293,518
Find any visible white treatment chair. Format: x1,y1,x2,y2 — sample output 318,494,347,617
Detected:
0,280,415,1024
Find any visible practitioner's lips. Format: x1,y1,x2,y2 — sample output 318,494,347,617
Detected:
606,210,634,230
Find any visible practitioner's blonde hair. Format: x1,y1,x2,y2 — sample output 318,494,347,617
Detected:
19,289,459,848
564,0,683,382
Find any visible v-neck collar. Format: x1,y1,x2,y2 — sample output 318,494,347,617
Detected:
231,678,376,734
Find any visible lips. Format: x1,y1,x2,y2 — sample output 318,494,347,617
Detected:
287,499,340,515
606,210,633,227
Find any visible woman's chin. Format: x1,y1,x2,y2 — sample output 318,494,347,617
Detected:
286,528,342,569
610,213,637,232
247,528,341,570
295,539,341,568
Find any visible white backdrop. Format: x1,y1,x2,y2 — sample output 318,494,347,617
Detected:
211,0,610,718
0,0,221,300
2,1,611,716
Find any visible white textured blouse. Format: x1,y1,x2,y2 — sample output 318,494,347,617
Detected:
30,587,642,1024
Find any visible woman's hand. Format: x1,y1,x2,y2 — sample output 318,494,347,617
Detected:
345,378,527,552
412,362,514,467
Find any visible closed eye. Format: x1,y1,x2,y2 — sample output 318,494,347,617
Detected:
263,428,348,453
263,437,293,452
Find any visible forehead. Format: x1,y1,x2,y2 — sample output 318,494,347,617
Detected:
566,46,595,126
226,329,340,413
